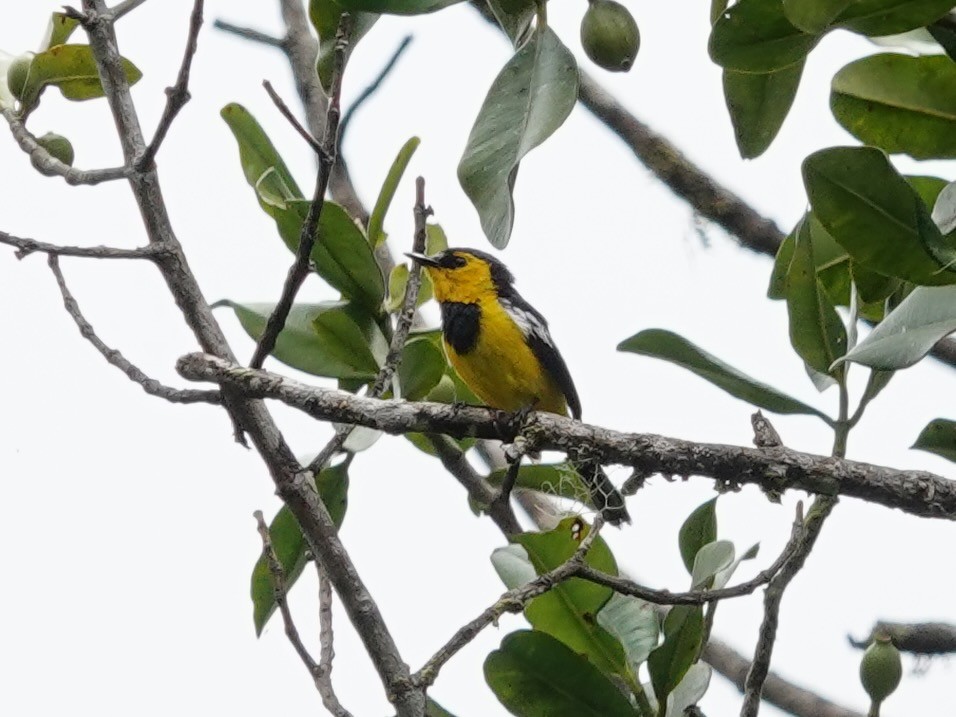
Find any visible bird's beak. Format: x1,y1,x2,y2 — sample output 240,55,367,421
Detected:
405,252,440,267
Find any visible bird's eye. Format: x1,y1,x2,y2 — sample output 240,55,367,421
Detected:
438,253,467,269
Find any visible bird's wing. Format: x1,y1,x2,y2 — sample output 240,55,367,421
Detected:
500,295,582,420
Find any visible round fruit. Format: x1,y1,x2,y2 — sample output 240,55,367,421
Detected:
6,53,34,101
580,0,640,72
36,132,75,166
860,634,902,706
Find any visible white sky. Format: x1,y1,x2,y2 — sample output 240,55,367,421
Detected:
1,2,954,716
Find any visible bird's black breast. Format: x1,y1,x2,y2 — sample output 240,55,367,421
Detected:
440,302,480,354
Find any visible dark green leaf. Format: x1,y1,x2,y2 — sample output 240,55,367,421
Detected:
398,337,445,400
458,28,578,248
368,136,421,248
647,606,705,707
310,0,379,92
426,698,458,717
488,0,536,46
802,146,956,286
783,0,853,32
928,20,956,62
220,103,303,199
852,263,899,306
678,498,718,574
723,61,804,159
513,518,629,679
711,0,729,25
251,463,349,635
17,45,142,109
709,0,821,72
768,224,798,300
834,0,955,36
785,218,848,376
618,329,830,419
912,418,956,463
485,631,639,717
839,285,956,369
487,464,588,504
831,54,956,160
216,300,381,379
335,0,462,13
42,12,81,49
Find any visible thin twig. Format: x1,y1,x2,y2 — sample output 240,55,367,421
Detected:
136,0,204,171
1,231,161,261
263,80,323,155
108,0,148,21
490,451,522,524
47,255,221,405
316,563,354,717
740,495,837,716
339,35,413,140
413,516,605,688
254,510,321,674
249,15,352,370
306,176,431,475
2,108,130,185
213,19,285,48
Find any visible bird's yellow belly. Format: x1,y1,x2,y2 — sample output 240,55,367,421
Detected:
443,309,568,416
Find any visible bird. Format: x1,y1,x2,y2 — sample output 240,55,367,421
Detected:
406,247,630,526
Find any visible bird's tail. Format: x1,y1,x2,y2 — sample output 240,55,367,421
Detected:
573,458,630,526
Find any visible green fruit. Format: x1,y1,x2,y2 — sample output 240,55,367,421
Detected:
580,0,640,72
860,634,902,706
6,53,34,101
426,374,458,404
36,132,75,166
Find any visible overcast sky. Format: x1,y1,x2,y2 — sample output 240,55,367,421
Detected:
1,2,953,716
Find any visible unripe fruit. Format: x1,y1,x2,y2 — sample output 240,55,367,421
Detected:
580,0,640,72
6,53,34,101
860,634,902,707
36,132,75,166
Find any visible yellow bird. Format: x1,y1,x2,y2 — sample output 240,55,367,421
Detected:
407,248,630,526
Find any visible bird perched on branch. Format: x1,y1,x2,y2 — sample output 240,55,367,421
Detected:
406,248,630,526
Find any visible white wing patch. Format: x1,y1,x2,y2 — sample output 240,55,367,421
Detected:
501,298,555,349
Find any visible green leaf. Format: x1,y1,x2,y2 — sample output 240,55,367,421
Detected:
768,224,798,300
912,418,956,463
619,329,830,420
831,54,956,160
487,463,588,504
491,543,538,589
251,463,349,635
17,44,142,109
713,542,760,589
711,0,730,25
928,20,956,62
596,593,660,673
368,136,420,248
833,0,955,36
220,103,304,199
216,300,382,379
678,498,718,574
785,218,848,377
335,0,463,13
485,631,639,717
647,605,705,708
458,28,578,249
488,0,536,46
783,0,853,32
426,697,458,717
513,518,628,679
723,61,804,159
41,12,81,50
667,663,712,716
690,540,735,589
838,285,956,369
932,180,956,236
709,0,821,72
398,337,445,400
310,0,379,92
426,223,449,254
802,146,956,286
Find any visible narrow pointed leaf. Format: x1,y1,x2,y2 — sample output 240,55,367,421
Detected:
768,224,798,300
458,28,578,248
831,54,956,160
678,498,718,574
723,61,804,159
839,285,956,369
913,418,956,463
709,0,821,72
803,146,956,286
647,605,705,707
619,329,829,419
783,0,853,32
220,103,303,197
41,12,81,49
485,631,639,717
833,0,955,36
368,137,421,248
251,463,349,635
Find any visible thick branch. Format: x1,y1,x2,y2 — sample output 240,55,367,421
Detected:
176,355,956,521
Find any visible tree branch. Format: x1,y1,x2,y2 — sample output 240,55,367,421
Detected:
136,0,204,171
176,355,956,522
338,35,413,141
0,230,161,261
212,20,285,48
849,621,956,656
316,563,353,717
47,255,221,405
248,15,350,370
